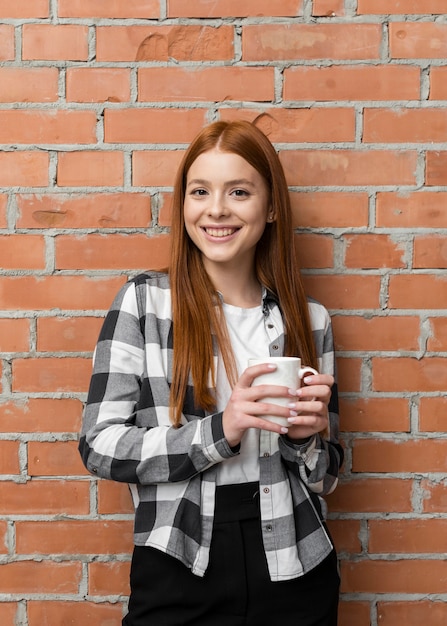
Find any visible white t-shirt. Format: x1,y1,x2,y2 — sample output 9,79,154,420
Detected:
215,300,284,485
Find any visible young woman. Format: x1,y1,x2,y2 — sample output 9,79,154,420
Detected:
79,120,343,626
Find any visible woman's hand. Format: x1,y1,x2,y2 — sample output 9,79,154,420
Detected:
222,366,333,447
285,373,334,443
222,363,296,447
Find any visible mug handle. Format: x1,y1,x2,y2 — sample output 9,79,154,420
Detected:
298,366,319,401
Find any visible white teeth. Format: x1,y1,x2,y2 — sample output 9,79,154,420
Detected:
205,228,236,237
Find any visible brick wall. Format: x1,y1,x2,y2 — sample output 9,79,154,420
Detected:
0,1,446,624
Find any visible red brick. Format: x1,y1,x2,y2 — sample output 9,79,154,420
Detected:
0,561,81,594
22,24,89,61
414,236,447,269
341,559,447,594
313,0,344,16
303,275,381,309
133,150,185,187
243,24,382,61
419,397,447,432
17,193,151,229
16,520,133,554
0,194,6,227
290,192,369,228
104,108,206,144
88,561,131,595
373,357,447,393
325,520,361,554
0,521,6,554
280,150,417,187
168,0,303,17
0,235,45,270
353,438,447,473
336,358,362,393
59,0,159,18
12,358,92,393
138,67,274,102
426,151,447,185
332,315,419,351
0,68,58,103
0,318,30,352
344,234,406,269
389,275,447,309
430,67,447,100
28,441,88,477
28,601,123,626
37,316,103,352
98,480,134,515
0,111,96,144
338,602,371,626
369,519,447,554
427,318,447,352
421,478,447,513
67,68,131,103
0,276,126,311
338,397,410,433
0,152,48,187
0,441,20,474
158,193,173,226
0,25,14,60
358,0,447,13
390,22,447,59
327,478,412,513
220,107,355,143
294,234,333,269
364,108,447,143
0,0,47,17
57,151,124,187
377,192,447,228
0,398,82,434
97,25,234,62
377,601,447,626
284,65,420,101
55,233,171,270
0,480,89,515
0,602,16,626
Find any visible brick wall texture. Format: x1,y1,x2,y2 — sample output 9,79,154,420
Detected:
1,1,447,624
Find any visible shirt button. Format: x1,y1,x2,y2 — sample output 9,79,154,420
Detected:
272,344,279,351
267,324,274,329
263,452,270,458
266,525,273,532
263,487,270,494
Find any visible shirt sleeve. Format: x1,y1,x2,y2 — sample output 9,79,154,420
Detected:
278,305,343,495
78,279,238,485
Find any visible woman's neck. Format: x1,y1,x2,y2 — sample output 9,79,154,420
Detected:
209,268,262,309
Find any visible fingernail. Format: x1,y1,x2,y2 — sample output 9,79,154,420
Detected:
289,410,298,417
280,427,289,434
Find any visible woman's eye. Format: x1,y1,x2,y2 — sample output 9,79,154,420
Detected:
191,188,207,196
232,189,249,197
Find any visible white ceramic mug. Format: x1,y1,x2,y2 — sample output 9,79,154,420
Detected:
248,356,318,425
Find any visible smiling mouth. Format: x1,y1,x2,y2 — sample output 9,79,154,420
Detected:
203,227,239,238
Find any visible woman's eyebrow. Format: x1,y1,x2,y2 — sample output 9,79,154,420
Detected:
187,178,255,187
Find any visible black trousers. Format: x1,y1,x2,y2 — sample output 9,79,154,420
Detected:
123,482,339,626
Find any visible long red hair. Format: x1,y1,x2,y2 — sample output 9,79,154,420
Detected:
169,120,317,426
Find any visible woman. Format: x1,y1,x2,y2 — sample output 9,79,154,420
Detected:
79,120,343,625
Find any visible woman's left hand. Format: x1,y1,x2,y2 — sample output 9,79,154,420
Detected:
285,373,334,442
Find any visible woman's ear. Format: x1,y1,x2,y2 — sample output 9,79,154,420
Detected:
266,210,276,223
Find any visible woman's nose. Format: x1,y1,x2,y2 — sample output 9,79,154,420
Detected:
207,193,229,217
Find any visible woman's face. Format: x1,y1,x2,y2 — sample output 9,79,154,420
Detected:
183,148,272,278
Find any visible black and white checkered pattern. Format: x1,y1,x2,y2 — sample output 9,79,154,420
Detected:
79,272,343,581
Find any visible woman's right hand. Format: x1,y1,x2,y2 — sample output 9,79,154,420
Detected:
222,363,298,447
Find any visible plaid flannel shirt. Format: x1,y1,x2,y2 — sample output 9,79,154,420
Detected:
79,272,343,581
